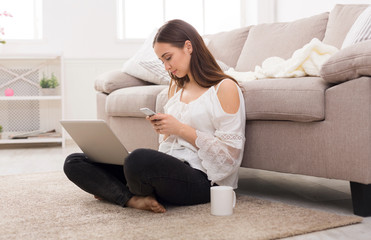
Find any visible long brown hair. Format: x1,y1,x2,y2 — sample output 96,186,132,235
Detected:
153,19,237,89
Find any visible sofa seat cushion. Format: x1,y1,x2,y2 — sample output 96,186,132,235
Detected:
240,77,331,122
106,85,167,117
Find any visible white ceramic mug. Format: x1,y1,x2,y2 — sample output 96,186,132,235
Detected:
210,186,236,216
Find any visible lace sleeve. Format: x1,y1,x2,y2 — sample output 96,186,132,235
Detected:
195,129,245,183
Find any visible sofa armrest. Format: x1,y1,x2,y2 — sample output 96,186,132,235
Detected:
95,69,153,94
320,40,371,84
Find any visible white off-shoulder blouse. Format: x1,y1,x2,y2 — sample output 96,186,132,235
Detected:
158,80,246,188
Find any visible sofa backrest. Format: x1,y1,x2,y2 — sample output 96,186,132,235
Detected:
235,12,329,72
205,4,369,72
204,26,251,68
322,4,369,49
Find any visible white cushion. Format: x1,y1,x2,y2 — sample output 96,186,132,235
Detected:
138,58,230,79
122,30,170,85
122,30,231,85
216,60,230,71
138,60,170,83
342,6,371,48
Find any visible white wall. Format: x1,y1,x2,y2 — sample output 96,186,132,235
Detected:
63,59,123,120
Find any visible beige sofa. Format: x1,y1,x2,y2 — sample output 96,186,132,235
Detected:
95,4,371,216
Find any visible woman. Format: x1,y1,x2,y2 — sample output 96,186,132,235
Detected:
63,19,246,213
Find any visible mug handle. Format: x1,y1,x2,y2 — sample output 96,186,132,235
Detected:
232,190,236,208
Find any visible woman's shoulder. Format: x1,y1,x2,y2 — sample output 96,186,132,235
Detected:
215,79,241,114
216,79,239,92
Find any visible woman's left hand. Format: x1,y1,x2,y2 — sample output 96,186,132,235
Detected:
147,113,183,136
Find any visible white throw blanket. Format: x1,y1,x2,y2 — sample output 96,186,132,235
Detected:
226,38,339,82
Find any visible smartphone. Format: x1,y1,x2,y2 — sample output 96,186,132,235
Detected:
140,107,157,117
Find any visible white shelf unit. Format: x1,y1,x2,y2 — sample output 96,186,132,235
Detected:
0,55,64,146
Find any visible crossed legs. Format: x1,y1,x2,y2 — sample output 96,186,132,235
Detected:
63,149,211,213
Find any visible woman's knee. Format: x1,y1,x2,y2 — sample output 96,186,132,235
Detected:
63,153,87,176
124,148,157,177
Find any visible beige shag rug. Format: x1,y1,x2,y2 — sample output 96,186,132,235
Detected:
0,172,362,240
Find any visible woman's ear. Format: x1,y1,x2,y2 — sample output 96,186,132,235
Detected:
185,40,193,54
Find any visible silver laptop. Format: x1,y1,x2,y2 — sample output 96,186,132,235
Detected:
60,120,129,165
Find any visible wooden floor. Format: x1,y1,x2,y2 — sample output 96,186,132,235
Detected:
0,142,370,239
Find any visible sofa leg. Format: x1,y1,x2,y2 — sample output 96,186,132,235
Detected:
350,181,371,217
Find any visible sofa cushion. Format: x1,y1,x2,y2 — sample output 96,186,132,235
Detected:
156,88,169,114
122,30,171,85
320,40,371,84
204,26,251,68
235,12,329,72
106,85,167,117
240,77,330,122
323,4,369,49
95,69,152,94
341,6,371,48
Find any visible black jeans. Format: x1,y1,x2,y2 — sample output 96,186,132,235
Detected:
63,148,211,207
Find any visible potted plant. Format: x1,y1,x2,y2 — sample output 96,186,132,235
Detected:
0,125,3,139
40,73,59,95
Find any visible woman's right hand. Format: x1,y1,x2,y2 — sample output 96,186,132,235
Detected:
147,113,182,136
146,114,169,140
147,113,197,147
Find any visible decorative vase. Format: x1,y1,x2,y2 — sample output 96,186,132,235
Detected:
41,88,58,96
5,88,14,96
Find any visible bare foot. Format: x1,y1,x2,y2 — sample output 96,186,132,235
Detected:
126,195,166,213
94,195,104,201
